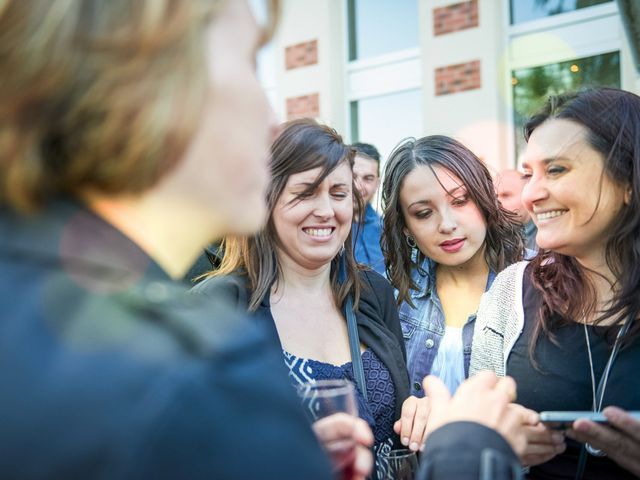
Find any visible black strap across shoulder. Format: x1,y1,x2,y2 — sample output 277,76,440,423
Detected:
339,254,368,403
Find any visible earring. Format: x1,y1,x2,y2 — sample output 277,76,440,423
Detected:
405,235,416,249
339,243,346,255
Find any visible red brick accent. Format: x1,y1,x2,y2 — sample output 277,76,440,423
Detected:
435,60,481,96
286,93,320,120
433,0,478,36
285,40,318,70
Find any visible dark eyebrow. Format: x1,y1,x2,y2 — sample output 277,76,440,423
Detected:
522,156,574,169
408,200,431,209
331,183,349,188
446,185,466,196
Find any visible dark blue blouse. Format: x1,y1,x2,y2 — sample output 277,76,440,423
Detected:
284,349,396,475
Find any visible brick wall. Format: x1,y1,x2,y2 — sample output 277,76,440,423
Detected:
435,60,481,95
285,39,318,70
433,0,478,36
286,93,320,120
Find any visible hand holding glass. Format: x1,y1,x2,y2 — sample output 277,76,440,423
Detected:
297,379,359,479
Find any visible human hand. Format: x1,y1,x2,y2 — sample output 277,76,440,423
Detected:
423,371,530,455
312,413,374,480
566,406,640,476
507,403,566,466
393,395,431,452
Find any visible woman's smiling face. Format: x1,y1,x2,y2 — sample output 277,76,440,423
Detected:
271,162,354,270
521,118,628,262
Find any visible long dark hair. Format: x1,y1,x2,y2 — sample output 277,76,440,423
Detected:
210,118,363,311
382,135,524,306
525,87,640,349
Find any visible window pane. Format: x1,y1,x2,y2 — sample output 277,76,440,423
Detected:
348,0,419,61
352,89,423,182
511,51,620,155
510,0,611,25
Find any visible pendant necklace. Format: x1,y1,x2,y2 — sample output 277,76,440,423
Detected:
582,317,632,457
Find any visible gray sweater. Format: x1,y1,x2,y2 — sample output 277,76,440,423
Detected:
470,261,530,377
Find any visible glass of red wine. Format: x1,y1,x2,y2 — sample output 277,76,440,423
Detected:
296,379,359,480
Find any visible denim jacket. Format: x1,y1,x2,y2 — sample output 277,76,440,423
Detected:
398,258,496,397
353,204,386,276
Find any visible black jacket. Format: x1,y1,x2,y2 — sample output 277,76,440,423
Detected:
0,200,332,480
418,422,522,480
195,269,411,425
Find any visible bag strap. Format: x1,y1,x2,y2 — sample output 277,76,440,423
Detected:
339,254,368,403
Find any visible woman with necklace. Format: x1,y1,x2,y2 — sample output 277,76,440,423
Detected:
471,87,640,479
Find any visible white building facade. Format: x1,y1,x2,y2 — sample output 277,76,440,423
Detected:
260,0,639,191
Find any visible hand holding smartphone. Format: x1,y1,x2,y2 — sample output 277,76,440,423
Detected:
539,411,640,430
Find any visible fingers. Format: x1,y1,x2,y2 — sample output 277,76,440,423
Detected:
423,375,452,404
398,396,418,449
604,407,640,442
312,415,373,449
455,372,515,408
508,403,540,426
494,376,517,403
568,419,620,448
567,420,640,475
523,423,564,445
522,447,565,468
526,441,566,457
422,376,451,435
312,412,355,444
458,370,500,394
397,396,431,452
352,418,374,448
353,444,374,480
314,415,374,480
412,397,431,451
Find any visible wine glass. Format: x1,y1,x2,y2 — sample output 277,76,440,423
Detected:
378,448,418,480
296,379,359,480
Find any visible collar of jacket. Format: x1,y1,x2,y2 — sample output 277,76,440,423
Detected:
409,257,497,300
0,198,170,288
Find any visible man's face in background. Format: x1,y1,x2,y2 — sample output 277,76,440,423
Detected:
496,170,530,224
353,154,380,206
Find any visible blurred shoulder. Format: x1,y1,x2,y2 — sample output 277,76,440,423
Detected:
190,273,250,310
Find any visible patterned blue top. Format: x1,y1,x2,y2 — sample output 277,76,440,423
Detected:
284,349,396,476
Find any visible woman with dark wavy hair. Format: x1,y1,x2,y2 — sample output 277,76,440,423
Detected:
471,87,640,479
381,135,525,398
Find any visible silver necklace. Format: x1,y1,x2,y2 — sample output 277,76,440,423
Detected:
582,321,628,457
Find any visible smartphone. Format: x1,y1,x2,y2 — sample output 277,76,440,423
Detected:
539,411,640,430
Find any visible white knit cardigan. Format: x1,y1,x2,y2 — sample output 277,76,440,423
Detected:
470,261,530,377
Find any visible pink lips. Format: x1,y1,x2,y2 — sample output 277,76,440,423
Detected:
439,238,465,253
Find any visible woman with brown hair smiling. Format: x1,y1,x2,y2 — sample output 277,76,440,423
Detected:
198,118,431,479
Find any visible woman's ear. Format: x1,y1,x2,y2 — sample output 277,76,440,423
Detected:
624,184,632,205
